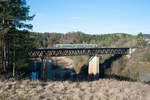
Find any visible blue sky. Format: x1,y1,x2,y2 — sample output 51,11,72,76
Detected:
27,0,150,35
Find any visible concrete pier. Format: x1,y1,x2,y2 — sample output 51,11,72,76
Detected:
88,56,99,75
126,48,136,58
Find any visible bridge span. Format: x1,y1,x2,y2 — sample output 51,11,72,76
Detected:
29,47,131,57
29,47,134,80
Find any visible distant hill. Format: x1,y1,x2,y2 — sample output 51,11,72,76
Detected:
30,32,136,48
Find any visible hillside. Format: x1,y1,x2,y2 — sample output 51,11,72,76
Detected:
31,32,136,48
31,32,150,81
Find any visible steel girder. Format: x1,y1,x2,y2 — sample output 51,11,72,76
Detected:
29,48,130,58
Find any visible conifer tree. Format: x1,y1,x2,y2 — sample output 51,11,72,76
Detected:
0,0,35,76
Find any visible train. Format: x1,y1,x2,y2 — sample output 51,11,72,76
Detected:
53,44,98,48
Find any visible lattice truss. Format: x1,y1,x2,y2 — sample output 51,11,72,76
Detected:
29,48,130,58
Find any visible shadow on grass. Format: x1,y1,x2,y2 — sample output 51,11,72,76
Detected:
42,73,136,82
42,66,135,83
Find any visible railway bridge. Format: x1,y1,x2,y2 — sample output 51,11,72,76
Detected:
29,47,135,80
29,47,132,57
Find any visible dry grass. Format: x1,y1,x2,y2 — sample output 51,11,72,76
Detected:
0,79,150,100
119,47,150,80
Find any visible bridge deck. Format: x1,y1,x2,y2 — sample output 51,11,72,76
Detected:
29,48,130,57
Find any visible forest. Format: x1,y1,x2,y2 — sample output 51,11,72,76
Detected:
0,0,36,78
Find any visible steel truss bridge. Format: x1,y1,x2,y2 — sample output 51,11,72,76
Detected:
29,48,131,58
29,47,132,80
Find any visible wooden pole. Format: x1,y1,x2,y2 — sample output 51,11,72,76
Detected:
43,58,46,81
41,55,44,80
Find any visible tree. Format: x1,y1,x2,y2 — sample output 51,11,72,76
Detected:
0,0,35,77
137,32,147,48
0,0,34,29
0,1,10,72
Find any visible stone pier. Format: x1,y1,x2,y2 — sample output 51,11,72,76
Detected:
88,56,99,75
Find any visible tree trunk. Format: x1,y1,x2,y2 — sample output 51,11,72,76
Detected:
0,37,3,69
13,38,16,77
3,38,6,72
0,36,7,72
7,39,10,71
1,7,7,72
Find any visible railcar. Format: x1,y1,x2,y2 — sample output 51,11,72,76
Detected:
53,44,98,48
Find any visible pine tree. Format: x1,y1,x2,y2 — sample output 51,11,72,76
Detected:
0,0,35,76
